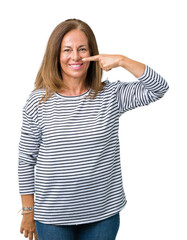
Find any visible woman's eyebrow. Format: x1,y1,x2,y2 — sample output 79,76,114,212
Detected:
62,44,87,48
78,45,87,48
62,46,71,48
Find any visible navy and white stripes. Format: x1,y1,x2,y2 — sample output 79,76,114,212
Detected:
18,65,169,225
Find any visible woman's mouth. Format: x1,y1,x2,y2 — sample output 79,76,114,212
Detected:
69,63,83,70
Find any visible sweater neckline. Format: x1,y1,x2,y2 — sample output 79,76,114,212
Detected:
55,88,91,100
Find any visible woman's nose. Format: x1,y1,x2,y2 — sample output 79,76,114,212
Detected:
71,50,81,61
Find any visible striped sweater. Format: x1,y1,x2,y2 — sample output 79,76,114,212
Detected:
18,65,169,225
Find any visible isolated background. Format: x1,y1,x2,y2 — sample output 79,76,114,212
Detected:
0,0,186,239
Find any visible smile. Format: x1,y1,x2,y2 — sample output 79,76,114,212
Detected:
69,63,83,69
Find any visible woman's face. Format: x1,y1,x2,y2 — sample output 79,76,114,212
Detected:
60,29,90,82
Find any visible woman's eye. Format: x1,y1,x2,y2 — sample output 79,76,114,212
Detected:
79,48,87,52
64,49,70,52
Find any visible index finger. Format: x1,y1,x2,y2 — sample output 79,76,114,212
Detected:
82,55,100,62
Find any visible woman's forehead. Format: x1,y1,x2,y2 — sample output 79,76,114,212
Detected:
61,29,88,47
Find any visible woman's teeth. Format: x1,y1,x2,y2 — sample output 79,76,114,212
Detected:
72,64,82,67
70,63,83,69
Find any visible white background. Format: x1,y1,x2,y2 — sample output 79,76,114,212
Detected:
0,0,186,239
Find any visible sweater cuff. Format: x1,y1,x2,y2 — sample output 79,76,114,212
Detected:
137,64,149,81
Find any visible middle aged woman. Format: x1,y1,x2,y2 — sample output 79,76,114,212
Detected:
18,18,169,240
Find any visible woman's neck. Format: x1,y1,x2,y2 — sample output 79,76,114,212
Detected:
59,77,88,96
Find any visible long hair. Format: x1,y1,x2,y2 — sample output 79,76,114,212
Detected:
34,19,105,102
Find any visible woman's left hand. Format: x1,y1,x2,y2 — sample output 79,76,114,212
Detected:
82,54,123,71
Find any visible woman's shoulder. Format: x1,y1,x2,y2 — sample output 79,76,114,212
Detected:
24,89,46,113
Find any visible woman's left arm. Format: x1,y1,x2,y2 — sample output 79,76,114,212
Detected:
83,54,169,113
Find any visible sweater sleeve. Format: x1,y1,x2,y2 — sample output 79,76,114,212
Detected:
115,65,169,115
18,106,41,195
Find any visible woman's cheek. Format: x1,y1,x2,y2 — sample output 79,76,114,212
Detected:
83,53,90,69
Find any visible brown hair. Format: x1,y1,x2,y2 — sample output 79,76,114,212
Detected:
34,19,106,102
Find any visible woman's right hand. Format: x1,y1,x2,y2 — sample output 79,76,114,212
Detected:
20,212,38,240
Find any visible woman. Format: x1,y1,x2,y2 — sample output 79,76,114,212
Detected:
18,19,169,240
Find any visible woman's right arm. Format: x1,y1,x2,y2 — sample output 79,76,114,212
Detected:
18,100,41,240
